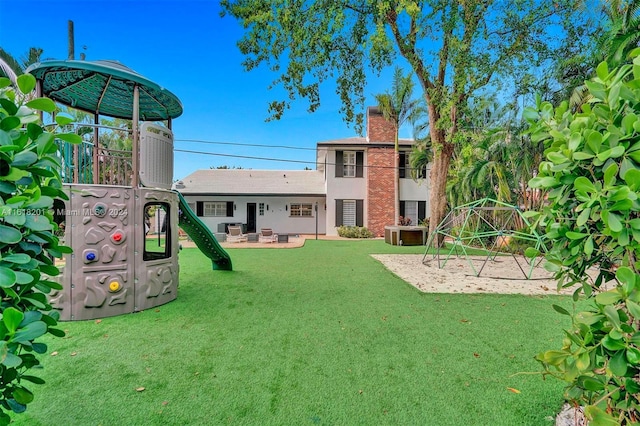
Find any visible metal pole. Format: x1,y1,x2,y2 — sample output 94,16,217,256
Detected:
315,202,318,240
92,114,98,184
67,20,75,60
132,85,140,187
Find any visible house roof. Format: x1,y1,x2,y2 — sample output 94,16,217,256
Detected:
174,169,326,196
316,136,415,147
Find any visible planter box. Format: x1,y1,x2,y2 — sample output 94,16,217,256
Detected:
384,226,429,246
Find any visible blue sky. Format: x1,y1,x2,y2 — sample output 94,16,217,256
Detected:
0,0,410,180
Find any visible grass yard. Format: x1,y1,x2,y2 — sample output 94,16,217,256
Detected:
12,240,572,425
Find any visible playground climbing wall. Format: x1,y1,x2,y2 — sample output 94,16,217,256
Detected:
136,188,179,312
49,185,179,320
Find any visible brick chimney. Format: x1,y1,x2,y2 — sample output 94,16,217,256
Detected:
365,107,396,236
366,106,396,143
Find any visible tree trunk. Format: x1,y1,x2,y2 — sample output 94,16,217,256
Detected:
426,97,454,247
428,140,453,246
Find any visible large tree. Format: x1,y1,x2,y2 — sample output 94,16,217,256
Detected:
220,0,592,235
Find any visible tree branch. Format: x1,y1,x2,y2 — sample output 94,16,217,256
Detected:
385,8,434,93
485,3,571,38
437,4,456,87
343,1,370,15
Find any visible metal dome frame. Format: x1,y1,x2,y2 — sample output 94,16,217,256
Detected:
422,198,547,279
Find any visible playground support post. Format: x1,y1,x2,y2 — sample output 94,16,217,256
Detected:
92,114,98,184
132,85,139,187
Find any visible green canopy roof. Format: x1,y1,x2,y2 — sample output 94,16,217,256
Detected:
26,59,183,120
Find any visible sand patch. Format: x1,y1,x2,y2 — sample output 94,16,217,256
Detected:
372,254,575,296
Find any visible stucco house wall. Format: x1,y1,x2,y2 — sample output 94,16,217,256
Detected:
323,148,368,236
181,195,326,235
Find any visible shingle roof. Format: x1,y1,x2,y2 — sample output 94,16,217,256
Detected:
174,169,326,196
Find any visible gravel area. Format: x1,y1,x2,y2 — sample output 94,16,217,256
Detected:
371,254,576,296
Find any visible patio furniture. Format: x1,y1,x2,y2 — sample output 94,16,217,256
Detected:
227,225,248,243
259,228,278,243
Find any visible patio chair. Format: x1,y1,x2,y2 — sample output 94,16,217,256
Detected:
226,225,248,243
259,228,278,243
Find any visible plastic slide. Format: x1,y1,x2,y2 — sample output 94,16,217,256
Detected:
176,191,233,270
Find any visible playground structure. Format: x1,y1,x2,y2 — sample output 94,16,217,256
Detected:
423,198,547,279
26,59,232,321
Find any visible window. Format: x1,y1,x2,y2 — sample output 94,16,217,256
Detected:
335,150,363,178
342,200,356,226
404,202,417,224
400,201,427,226
343,151,356,177
259,203,265,216
400,152,427,179
335,199,363,227
204,202,227,217
290,203,313,217
196,201,233,217
144,202,170,261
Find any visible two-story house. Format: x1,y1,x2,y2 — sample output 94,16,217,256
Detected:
176,107,430,237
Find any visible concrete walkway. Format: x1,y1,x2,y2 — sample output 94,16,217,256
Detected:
180,234,352,250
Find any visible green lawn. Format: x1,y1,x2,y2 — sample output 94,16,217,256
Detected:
13,240,571,425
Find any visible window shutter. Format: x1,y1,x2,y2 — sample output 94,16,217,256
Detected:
418,201,426,222
335,151,343,177
226,201,234,217
196,201,203,217
400,201,405,218
356,151,363,177
356,200,363,227
335,199,343,227
399,152,406,178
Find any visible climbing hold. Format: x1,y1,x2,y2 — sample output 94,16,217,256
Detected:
111,231,124,243
94,203,107,217
108,281,121,292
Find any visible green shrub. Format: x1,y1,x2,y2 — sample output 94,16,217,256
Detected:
526,53,640,425
0,74,79,424
337,226,374,238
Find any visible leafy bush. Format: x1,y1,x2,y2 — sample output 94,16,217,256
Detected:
337,226,374,238
0,74,79,424
526,54,640,425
